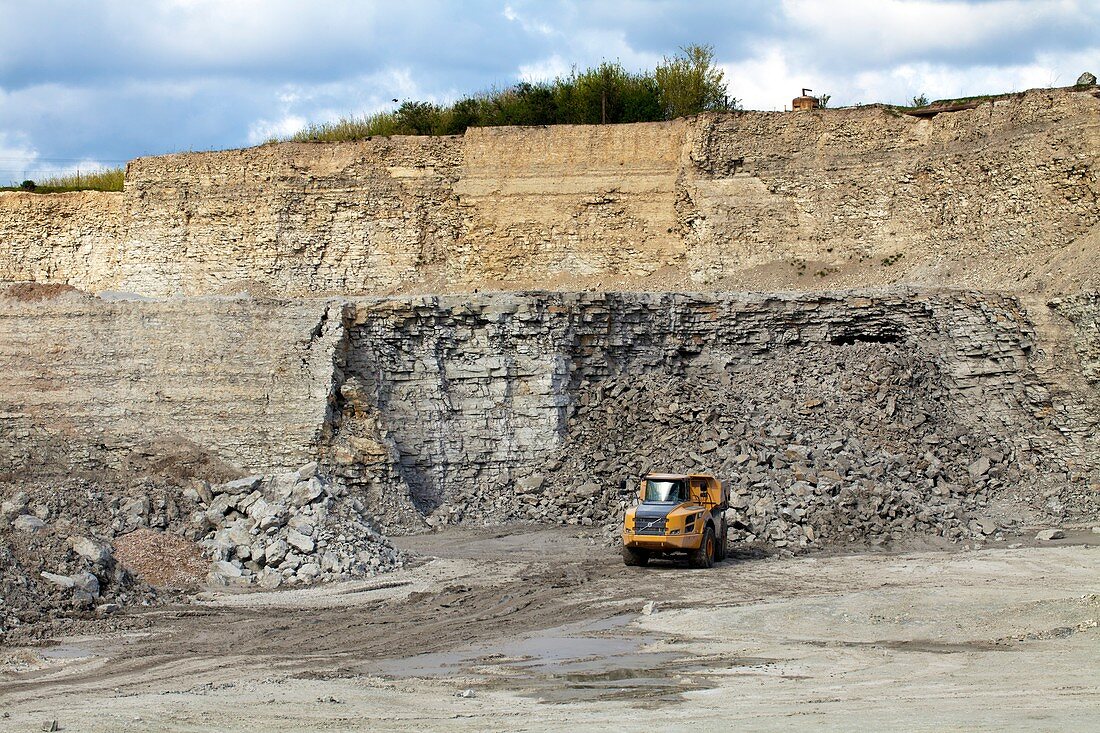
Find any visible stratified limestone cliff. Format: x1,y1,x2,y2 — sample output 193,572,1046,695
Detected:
1,86,1097,550
0,287,341,477
3,286,1094,545
1,86,1097,297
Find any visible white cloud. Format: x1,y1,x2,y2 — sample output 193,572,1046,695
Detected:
721,46,805,111
0,132,39,184
782,0,1083,61
502,4,554,36
0,131,112,184
518,55,572,83
246,114,307,145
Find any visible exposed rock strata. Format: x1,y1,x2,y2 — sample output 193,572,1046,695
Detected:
1,87,1097,297
333,290,1097,541
0,287,341,476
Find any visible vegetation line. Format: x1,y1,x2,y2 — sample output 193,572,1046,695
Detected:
1,167,125,193
278,44,736,143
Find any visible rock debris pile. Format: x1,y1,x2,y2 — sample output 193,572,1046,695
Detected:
0,482,161,641
443,342,1037,549
0,466,405,637
195,463,404,588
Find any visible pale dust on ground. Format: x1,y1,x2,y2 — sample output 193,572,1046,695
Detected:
1,526,1098,732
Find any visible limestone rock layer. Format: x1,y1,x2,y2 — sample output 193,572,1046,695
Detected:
3,288,1095,542
2,87,1098,297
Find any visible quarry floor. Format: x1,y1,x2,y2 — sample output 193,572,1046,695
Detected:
1,527,1098,732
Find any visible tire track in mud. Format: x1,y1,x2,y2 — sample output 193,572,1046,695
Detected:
1,526,857,706
1,550,633,701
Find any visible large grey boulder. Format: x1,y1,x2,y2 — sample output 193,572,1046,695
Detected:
41,571,76,589
71,571,100,596
290,477,325,507
13,515,47,533
71,536,113,566
968,456,991,482
0,491,28,518
221,475,264,496
297,462,319,481
286,529,315,554
210,559,243,576
515,475,545,495
264,539,289,565
1076,71,1097,86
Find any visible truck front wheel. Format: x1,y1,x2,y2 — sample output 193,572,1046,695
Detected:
690,526,716,569
622,545,650,567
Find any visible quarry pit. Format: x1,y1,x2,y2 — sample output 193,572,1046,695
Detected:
0,86,1098,729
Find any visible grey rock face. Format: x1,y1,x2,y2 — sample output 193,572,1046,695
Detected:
331,290,1096,548
1077,71,1097,86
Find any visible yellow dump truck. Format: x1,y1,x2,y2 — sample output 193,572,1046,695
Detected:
622,473,729,568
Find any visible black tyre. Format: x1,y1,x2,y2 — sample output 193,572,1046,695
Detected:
716,518,729,561
690,526,716,569
622,545,650,567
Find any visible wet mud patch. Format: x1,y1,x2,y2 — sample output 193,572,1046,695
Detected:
805,638,1014,654
366,612,776,705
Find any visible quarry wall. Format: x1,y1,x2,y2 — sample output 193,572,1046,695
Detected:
4,287,1094,543
1,86,1097,549
333,289,1097,537
0,288,340,478
2,86,1098,297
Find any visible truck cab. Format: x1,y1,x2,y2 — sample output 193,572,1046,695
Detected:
622,473,729,568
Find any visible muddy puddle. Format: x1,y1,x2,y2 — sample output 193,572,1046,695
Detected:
368,612,769,704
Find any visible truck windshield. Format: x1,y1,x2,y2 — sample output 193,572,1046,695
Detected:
644,479,685,503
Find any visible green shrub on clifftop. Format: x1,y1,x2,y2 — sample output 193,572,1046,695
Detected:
278,44,738,143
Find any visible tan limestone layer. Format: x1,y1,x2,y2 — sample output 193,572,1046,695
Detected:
0,191,123,290
0,290,342,475
0,86,1097,297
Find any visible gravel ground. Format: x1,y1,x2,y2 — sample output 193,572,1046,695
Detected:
1,526,1097,732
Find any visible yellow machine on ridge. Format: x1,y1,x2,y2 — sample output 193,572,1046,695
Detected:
622,473,729,568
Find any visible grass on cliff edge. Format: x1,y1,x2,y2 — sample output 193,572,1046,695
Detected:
283,111,400,143
0,167,125,193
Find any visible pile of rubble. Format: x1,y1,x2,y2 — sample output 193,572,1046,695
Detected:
0,464,405,638
440,342,1050,549
193,463,404,588
0,483,160,641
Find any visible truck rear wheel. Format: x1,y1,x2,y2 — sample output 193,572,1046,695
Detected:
622,545,649,567
716,519,729,561
690,526,716,569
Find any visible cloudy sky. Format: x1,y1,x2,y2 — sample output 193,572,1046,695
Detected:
0,0,1097,182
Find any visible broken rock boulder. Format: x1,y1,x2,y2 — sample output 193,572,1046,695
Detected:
198,464,404,589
